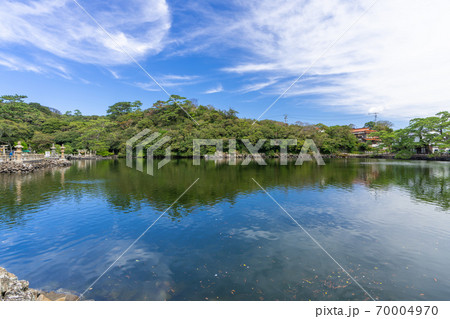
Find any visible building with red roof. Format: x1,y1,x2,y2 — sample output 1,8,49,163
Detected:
351,128,380,146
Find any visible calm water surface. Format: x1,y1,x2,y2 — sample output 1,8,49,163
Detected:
0,159,449,300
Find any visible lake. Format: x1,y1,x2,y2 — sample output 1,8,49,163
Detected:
0,159,449,301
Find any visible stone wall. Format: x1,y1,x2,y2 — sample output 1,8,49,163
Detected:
0,159,72,174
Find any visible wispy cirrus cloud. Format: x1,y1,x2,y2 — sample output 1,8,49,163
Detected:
0,0,171,71
239,78,279,94
204,84,223,94
2,0,450,121
0,51,72,79
0,52,42,73
183,0,450,118
134,74,201,91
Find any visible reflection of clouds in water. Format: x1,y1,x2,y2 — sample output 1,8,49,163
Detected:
361,162,415,166
101,245,173,300
102,244,168,271
282,205,337,215
66,180,106,185
206,205,226,222
66,239,174,300
207,225,342,300
90,241,173,300
230,227,279,241
247,208,270,219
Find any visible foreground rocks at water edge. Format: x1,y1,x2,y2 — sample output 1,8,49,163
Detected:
0,267,79,301
0,159,72,174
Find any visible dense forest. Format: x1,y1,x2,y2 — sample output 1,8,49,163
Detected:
0,94,448,157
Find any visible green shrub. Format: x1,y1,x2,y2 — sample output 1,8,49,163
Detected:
97,150,114,157
394,150,413,159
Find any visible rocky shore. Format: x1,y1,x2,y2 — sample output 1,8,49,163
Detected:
0,159,72,174
0,267,79,301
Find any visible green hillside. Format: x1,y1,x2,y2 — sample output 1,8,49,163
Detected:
0,94,448,157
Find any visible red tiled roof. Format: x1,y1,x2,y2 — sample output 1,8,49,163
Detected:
352,128,377,133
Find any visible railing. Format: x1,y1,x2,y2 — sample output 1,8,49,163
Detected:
0,154,46,163
22,154,45,162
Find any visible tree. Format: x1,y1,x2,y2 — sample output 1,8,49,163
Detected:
0,94,28,105
407,116,444,153
431,111,450,150
371,130,396,152
392,128,415,151
30,131,54,152
1,92,448,158
321,125,358,154
0,119,33,148
107,101,142,120
41,118,68,134
364,120,393,132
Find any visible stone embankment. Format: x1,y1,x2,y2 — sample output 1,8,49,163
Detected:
0,267,78,301
0,159,71,174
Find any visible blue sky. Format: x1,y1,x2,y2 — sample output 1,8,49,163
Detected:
1,0,450,128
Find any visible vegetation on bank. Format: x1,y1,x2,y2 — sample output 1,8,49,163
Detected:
0,94,448,157
367,112,449,158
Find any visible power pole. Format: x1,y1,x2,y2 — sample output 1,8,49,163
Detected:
283,114,288,125
369,112,378,123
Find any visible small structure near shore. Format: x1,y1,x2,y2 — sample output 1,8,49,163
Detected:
1,145,8,156
50,143,56,157
0,267,78,301
14,141,23,162
69,149,98,160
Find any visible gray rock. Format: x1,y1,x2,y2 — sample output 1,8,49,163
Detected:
0,160,72,174
0,267,77,301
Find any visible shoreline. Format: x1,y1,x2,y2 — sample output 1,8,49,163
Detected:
154,153,450,161
0,159,72,174
0,153,448,176
335,153,450,161
66,155,118,160
0,267,79,301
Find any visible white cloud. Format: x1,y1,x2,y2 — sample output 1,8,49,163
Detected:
0,52,42,73
134,82,163,92
162,74,198,81
239,78,279,93
204,83,223,94
222,63,278,74
0,0,171,67
134,74,201,91
194,0,450,118
0,51,72,79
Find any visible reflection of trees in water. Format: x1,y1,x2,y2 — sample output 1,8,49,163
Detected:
359,161,450,210
0,167,71,225
0,159,448,226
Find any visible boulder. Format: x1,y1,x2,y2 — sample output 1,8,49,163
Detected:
0,267,78,301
